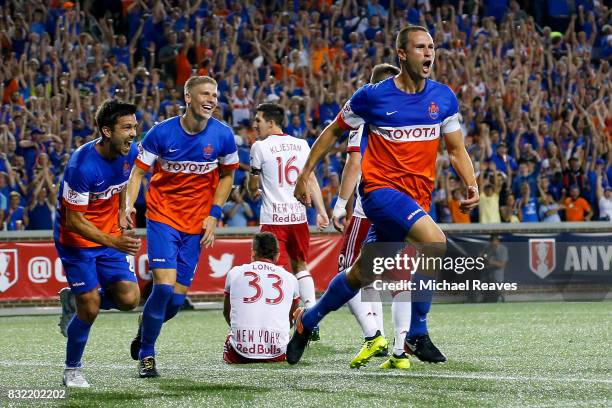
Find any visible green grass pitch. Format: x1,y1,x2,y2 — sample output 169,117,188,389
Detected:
1,302,611,407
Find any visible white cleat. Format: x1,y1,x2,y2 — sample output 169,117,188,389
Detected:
63,368,90,388
58,287,76,337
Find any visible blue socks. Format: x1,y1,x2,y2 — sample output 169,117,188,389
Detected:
139,284,173,359
407,273,434,338
302,271,358,331
98,288,117,310
164,294,186,322
65,316,92,368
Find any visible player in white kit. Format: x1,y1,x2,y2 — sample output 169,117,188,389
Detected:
223,232,300,363
247,103,328,340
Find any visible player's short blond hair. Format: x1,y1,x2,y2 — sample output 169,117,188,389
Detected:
184,76,218,95
371,63,400,83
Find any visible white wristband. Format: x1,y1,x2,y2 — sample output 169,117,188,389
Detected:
334,197,348,212
332,197,348,219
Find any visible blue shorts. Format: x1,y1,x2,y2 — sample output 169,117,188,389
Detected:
361,188,428,243
56,243,137,295
146,219,202,287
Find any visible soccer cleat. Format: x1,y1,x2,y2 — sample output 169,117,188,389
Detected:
374,345,389,357
309,325,320,341
58,287,76,338
379,353,411,370
286,307,312,365
63,368,90,388
404,334,447,363
138,356,160,378
130,314,143,361
349,331,388,369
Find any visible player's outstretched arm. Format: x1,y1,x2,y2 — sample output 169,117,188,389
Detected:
201,168,235,248
445,130,479,213
332,151,361,231
65,209,141,255
125,165,147,227
294,119,345,206
308,173,329,230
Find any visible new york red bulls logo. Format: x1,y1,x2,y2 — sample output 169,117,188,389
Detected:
0,249,18,293
203,144,214,160
428,101,440,120
528,238,556,279
123,161,130,176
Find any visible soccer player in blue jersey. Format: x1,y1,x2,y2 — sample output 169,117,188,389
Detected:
125,76,238,377
56,99,141,387
288,26,479,365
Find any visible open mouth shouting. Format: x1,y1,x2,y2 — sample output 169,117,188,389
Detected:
422,60,433,74
122,136,134,153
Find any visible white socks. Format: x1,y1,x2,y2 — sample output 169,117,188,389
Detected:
391,291,411,355
295,270,316,309
347,291,379,338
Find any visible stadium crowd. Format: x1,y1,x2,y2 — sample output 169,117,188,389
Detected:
0,0,610,230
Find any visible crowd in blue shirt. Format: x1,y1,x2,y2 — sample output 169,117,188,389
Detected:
0,0,610,229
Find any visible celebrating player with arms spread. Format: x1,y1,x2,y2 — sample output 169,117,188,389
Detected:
126,76,238,377
247,103,328,339
56,99,141,387
288,26,479,366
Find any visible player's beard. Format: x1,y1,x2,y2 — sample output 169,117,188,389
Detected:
111,136,133,157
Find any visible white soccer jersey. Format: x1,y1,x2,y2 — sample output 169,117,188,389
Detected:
224,261,300,359
250,134,310,224
347,125,366,218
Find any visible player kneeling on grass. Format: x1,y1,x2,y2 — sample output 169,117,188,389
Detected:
56,99,141,387
223,232,300,364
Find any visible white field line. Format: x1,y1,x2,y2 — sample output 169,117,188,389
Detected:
0,360,610,385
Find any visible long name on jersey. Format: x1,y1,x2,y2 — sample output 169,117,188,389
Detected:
224,261,299,359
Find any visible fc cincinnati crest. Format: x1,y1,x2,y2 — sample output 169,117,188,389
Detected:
528,238,556,279
428,102,439,120
123,161,130,176
203,144,214,159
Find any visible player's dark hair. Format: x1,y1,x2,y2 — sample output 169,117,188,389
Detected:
395,25,430,50
252,232,279,261
256,103,285,127
370,63,400,83
95,99,137,137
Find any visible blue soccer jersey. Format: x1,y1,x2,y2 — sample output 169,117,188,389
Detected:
54,139,138,248
337,78,460,211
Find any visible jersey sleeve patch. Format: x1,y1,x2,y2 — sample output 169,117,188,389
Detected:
62,180,89,210
136,142,158,168
346,124,364,152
